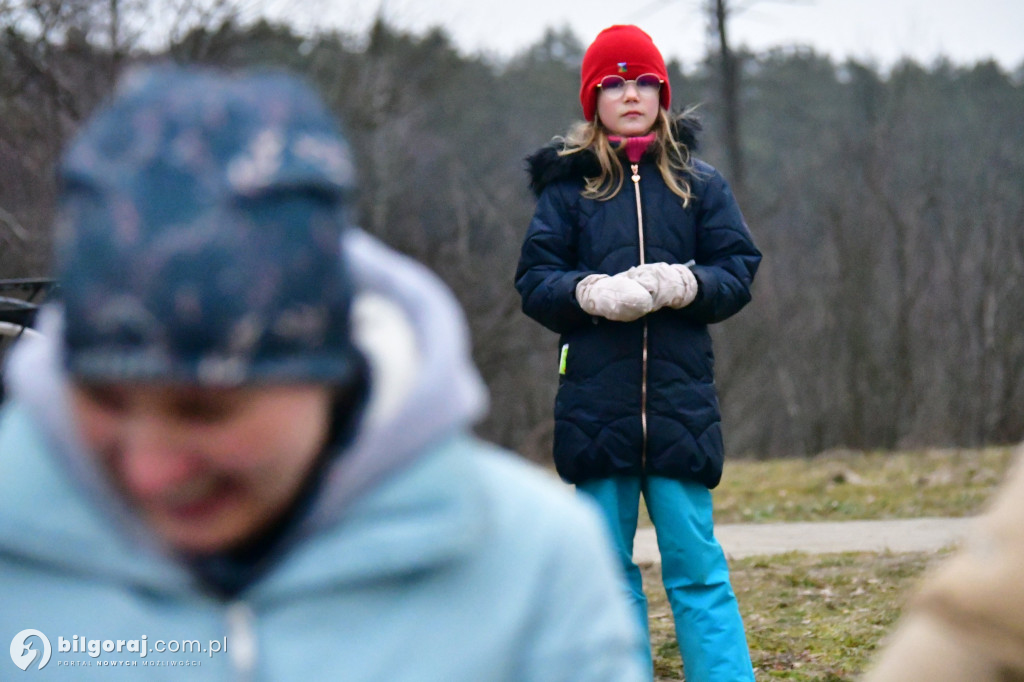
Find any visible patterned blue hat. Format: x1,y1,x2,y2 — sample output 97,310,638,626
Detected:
55,65,361,385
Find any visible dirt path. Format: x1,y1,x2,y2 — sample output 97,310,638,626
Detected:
633,516,974,565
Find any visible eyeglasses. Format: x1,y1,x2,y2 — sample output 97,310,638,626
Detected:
597,73,663,99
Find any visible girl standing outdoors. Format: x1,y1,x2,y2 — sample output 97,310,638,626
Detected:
515,24,761,681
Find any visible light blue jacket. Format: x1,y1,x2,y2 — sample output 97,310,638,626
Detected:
0,231,646,681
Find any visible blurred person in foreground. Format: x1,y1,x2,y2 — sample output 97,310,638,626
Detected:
861,442,1024,682
0,66,646,681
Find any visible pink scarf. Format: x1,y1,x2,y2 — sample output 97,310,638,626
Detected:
608,132,657,163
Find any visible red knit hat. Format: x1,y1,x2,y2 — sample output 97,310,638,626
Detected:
580,25,671,122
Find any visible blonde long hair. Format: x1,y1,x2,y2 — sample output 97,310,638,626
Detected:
558,107,697,207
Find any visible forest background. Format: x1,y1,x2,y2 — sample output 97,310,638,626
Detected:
1,0,1022,462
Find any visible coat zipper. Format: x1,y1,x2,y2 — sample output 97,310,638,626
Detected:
631,163,649,468
226,602,257,682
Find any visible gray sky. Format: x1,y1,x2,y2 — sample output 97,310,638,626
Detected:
274,0,1024,71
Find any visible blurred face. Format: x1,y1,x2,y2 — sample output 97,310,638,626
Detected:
596,73,662,137
70,382,332,555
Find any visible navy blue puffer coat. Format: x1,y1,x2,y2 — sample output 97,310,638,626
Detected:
515,119,760,488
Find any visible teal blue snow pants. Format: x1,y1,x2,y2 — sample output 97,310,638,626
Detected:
577,476,754,682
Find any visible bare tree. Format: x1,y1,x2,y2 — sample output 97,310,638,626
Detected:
707,0,745,191
703,0,814,194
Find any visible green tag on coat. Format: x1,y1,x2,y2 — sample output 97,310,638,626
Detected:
559,344,568,375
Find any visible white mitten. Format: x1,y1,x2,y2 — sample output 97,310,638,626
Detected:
626,262,699,310
575,273,654,322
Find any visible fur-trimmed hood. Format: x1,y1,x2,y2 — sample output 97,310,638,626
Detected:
526,112,702,198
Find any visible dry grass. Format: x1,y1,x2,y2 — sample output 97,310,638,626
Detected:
647,550,948,681
637,446,1018,527
714,446,1016,523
